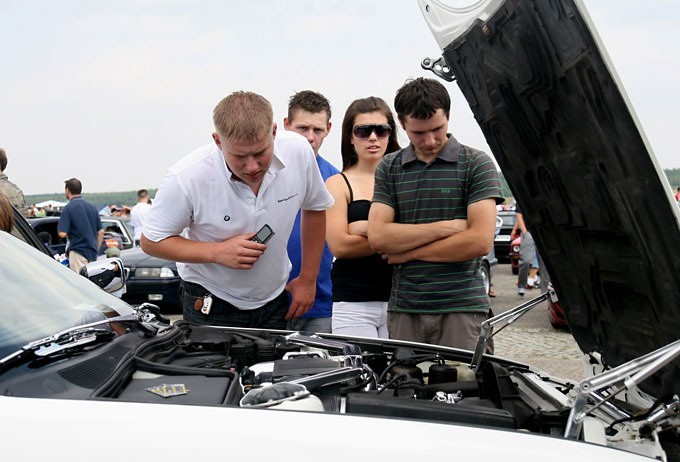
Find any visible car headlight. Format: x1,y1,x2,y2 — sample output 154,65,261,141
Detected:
135,267,175,278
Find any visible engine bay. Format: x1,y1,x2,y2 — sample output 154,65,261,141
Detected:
109,323,574,434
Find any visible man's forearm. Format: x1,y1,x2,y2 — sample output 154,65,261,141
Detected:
400,229,493,263
382,199,498,264
141,234,214,263
97,230,104,251
369,220,466,255
298,210,326,281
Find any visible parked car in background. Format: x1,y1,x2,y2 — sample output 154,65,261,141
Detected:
28,215,135,257
480,253,497,297
118,246,181,311
494,210,518,263
9,207,54,257
547,283,568,330
27,216,68,255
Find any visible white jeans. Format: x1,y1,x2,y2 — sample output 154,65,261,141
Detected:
332,301,389,338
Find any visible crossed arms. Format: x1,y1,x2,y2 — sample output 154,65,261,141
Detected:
367,198,497,265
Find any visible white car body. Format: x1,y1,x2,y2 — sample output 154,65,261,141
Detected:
2,395,649,461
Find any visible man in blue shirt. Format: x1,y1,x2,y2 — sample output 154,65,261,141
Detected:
284,90,339,332
58,178,103,273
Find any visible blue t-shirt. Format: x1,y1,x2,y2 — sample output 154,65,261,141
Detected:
58,196,103,262
287,155,339,318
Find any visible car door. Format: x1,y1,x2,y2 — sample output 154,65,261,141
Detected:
29,220,68,256
10,208,54,257
101,218,134,250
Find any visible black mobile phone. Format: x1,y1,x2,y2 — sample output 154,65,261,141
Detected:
251,224,275,244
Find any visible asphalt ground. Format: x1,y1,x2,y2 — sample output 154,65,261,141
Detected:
489,262,585,381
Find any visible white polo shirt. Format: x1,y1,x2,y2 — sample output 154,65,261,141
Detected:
130,201,151,241
143,130,334,309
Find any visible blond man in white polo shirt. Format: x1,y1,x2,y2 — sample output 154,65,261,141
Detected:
142,91,334,328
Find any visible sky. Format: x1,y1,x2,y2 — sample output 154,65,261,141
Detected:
1,0,678,195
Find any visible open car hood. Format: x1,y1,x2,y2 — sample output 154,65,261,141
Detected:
418,0,680,396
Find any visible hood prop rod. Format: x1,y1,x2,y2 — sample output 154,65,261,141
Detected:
564,339,680,439
470,288,558,372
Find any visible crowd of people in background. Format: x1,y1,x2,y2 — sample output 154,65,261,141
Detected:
8,78,678,350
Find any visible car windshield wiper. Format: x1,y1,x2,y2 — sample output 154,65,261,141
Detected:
0,309,167,374
0,314,138,373
34,326,114,357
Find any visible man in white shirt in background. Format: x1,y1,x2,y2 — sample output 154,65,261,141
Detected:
130,189,151,246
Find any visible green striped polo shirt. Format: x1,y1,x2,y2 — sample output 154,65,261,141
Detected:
372,135,503,314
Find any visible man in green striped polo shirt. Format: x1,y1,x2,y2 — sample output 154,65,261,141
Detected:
368,77,503,352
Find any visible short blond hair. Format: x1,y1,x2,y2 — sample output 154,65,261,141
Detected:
213,91,273,142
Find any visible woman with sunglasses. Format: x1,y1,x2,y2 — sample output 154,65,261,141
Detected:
325,97,401,338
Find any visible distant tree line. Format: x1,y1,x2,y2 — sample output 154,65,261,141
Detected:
665,168,680,189
26,189,158,209
496,169,680,203
25,169,679,208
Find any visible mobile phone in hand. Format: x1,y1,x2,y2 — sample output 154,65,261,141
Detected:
251,224,275,244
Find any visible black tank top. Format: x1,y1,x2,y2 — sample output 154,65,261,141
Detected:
331,173,393,302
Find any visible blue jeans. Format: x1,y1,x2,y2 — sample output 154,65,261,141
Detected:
181,280,288,329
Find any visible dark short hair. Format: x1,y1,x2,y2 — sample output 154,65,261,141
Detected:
64,178,83,195
287,90,332,122
0,148,7,172
394,77,451,123
340,97,401,171
137,189,149,199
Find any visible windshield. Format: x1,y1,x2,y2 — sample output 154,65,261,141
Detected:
121,219,134,238
0,232,134,359
499,213,516,227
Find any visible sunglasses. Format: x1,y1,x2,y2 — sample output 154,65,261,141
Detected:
352,124,392,139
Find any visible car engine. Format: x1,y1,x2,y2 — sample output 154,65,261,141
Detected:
101,322,675,461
